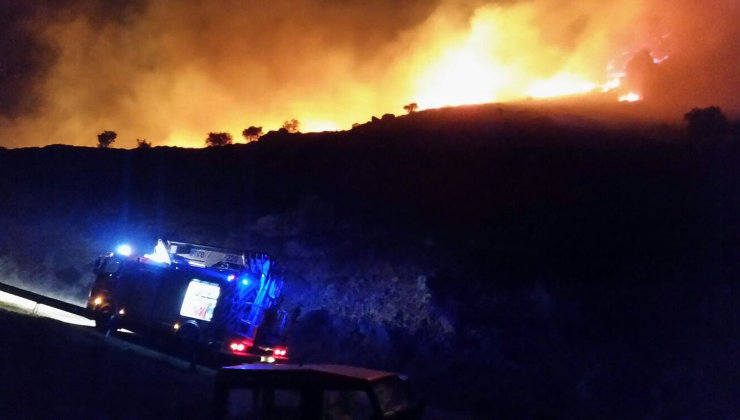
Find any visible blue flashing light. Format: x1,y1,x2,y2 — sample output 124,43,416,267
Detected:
227,274,236,282
242,279,249,286
116,244,132,256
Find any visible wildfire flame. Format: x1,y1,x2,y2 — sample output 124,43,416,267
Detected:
527,75,597,99
415,47,506,108
409,4,653,112
2,0,736,148
619,92,642,102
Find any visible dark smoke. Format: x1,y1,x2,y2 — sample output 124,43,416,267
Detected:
0,2,57,118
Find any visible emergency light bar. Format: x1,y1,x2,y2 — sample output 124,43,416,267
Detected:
116,244,132,256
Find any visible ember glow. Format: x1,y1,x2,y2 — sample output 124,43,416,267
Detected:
528,75,597,99
619,92,642,103
0,0,738,148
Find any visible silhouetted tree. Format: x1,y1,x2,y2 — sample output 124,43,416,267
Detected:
684,106,730,139
242,126,263,142
97,131,117,148
403,102,418,114
136,138,152,148
282,119,300,133
205,132,233,147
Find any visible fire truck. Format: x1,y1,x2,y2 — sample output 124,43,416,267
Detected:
88,239,289,362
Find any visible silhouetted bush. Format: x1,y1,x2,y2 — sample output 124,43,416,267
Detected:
684,106,730,139
96,130,117,148
242,126,263,142
403,102,418,114
205,132,232,147
281,119,300,133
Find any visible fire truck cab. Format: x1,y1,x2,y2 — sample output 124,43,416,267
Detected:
88,239,289,362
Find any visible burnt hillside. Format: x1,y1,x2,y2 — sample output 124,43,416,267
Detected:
2,102,740,418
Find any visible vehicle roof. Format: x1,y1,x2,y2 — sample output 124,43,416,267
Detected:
217,364,398,387
118,257,237,282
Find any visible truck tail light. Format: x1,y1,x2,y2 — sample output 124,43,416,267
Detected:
229,342,246,352
228,339,253,355
273,347,287,357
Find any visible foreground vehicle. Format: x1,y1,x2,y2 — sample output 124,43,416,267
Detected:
214,363,424,420
88,239,289,362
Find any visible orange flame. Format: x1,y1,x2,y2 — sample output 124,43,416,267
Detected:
619,92,642,102
528,75,597,98
409,3,652,112
4,0,730,148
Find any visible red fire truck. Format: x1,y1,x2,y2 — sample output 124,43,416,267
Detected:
88,239,289,362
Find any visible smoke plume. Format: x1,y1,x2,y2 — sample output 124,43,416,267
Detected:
0,0,737,148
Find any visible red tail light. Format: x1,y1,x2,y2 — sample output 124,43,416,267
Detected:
273,347,288,357
228,338,254,355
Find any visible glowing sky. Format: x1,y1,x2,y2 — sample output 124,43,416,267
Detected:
0,0,738,148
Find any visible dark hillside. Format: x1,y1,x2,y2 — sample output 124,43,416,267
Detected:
2,102,740,418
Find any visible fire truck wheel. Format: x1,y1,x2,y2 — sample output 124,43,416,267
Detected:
177,323,200,364
94,308,113,333
177,322,200,347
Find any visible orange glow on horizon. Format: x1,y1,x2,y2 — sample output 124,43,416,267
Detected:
3,0,733,148
301,121,341,133
528,75,597,98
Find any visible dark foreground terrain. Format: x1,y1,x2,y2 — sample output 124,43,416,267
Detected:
0,305,214,419
2,101,740,418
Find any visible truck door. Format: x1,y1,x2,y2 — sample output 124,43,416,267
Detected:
152,270,189,323
115,265,161,323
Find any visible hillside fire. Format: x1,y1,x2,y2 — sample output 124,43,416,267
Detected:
0,0,737,148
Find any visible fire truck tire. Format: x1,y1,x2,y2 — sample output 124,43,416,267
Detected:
177,322,200,365
94,308,114,333
177,322,200,347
